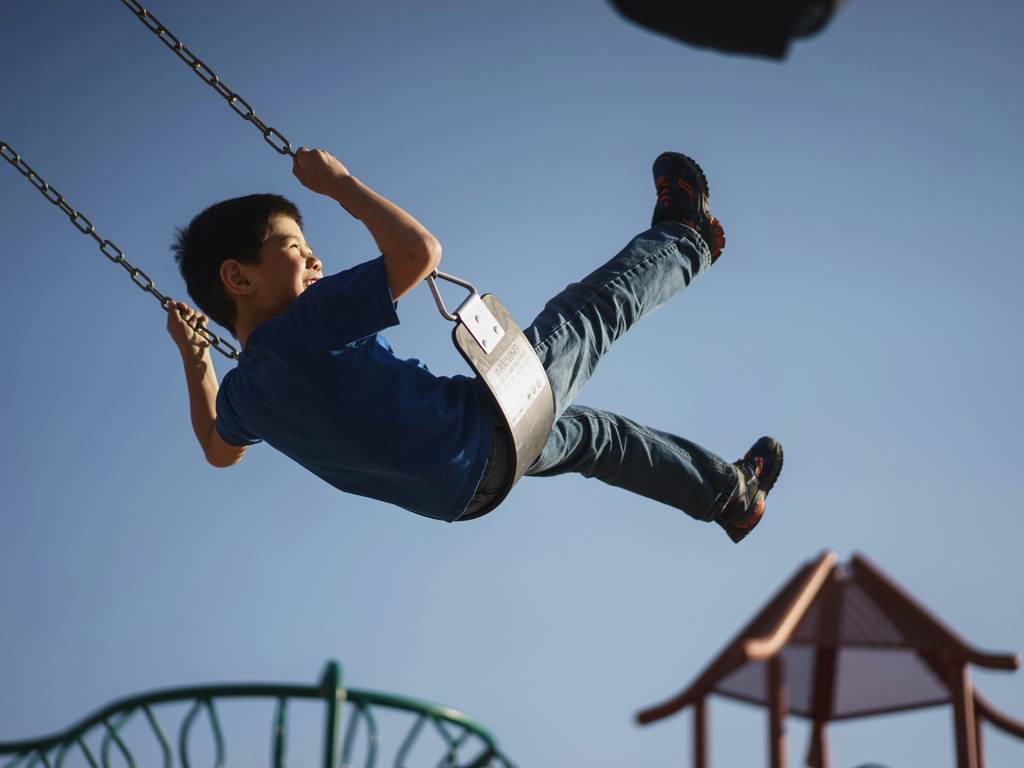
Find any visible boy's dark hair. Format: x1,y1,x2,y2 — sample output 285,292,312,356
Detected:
171,194,303,336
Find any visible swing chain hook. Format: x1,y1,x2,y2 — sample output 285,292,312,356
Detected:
0,140,240,361
427,271,507,353
427,271,477,322
119,0,295,157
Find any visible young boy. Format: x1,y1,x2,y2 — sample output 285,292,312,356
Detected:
167,148,782,542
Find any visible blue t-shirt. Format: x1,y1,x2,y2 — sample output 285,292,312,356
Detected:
215,256,495,522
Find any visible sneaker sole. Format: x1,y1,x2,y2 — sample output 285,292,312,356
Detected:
656,152,726,259
724,438,784,544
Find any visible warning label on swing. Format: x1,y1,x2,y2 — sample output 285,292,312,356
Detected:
484,340,548,428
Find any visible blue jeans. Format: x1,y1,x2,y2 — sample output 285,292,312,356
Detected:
523,222,739,521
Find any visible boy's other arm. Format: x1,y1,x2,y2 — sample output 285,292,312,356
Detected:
166,302,247,469
292,148,441,301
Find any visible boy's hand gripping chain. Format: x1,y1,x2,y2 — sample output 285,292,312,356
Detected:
0,141,240,360
119,0,364,220
4,0,315,360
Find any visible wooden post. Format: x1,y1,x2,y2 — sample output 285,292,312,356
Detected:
950,662,978,768
694,696,707,768
807,721,829,768
807,576,841,768
768,655,787,768
974,709,985,768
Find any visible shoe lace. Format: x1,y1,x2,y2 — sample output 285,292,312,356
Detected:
736,457,763,490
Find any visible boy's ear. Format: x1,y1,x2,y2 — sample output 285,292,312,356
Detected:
220,259,254,296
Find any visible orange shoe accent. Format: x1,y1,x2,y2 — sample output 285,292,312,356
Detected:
734,498,766,530
676,178,696,205
708,216,726,260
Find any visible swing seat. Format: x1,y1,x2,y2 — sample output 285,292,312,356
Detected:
429,274,555,519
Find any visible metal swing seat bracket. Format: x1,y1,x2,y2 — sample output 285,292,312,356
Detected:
428,271,555,519
429,271,506,353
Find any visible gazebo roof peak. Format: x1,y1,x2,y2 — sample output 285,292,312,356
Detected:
637,550,1021,726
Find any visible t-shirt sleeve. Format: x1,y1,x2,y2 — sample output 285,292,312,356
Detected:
215,376,262,447
306,256,400,345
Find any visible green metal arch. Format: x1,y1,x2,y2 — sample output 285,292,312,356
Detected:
0,661,515,768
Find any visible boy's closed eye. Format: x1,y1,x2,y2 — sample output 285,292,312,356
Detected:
287,239,313,255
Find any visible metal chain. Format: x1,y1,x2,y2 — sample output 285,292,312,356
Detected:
2,0,299,363
0,141,239,360
118,0,295,157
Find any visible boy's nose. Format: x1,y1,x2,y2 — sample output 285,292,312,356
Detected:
306,253,322,272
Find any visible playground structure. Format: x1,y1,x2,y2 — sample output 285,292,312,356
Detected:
636,551,1024,768
0,661,515,768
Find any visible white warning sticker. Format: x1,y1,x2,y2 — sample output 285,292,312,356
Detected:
483,340,549,427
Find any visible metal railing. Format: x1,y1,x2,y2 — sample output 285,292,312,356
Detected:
0,662,515,768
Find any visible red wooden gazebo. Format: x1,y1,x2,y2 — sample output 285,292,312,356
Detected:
636,551,1024,768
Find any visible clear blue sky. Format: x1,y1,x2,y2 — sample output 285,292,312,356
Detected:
2,1,1023,765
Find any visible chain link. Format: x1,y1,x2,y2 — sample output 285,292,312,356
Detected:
0,141,239,360
1,0,303,363
119,0,295,157
2,0,325,361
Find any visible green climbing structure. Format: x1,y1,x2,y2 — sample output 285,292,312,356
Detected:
0,661,515,768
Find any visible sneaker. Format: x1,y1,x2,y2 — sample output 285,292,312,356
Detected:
717,436,784,543
651,151,726,263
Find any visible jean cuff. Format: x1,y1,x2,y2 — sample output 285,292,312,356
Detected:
653,221,714,276
706,465,741,523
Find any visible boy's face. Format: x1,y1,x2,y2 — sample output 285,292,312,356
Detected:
242,215,322,315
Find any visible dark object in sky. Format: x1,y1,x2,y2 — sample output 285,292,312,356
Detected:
608,0,844,59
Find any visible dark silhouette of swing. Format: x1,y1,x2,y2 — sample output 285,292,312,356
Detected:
607,0,845,60
2,0,556,518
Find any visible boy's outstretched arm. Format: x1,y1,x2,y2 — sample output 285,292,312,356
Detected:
292,148,441,301
166,302,247,469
